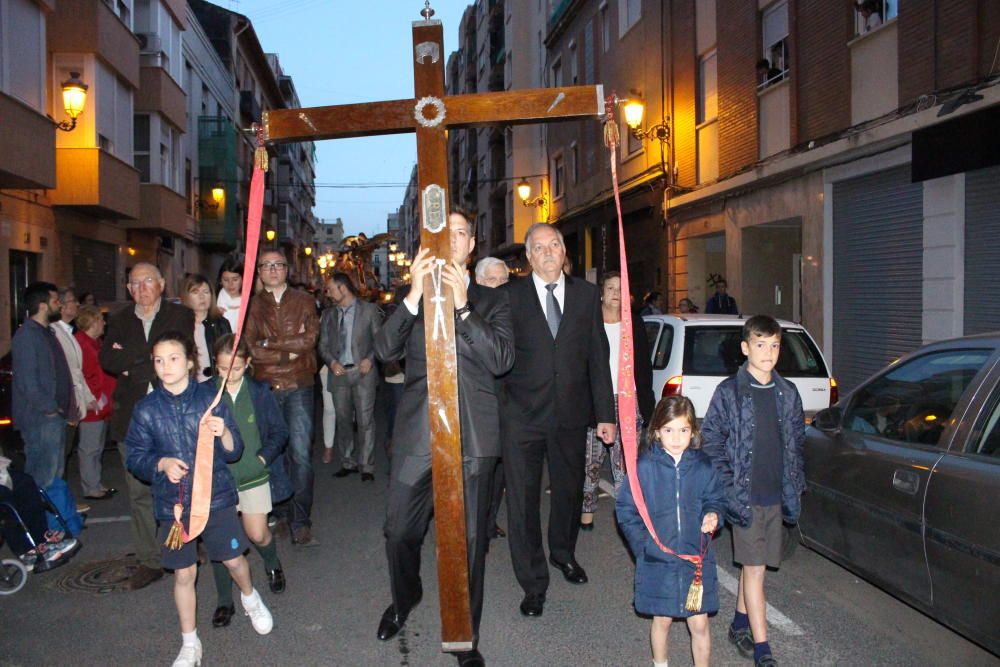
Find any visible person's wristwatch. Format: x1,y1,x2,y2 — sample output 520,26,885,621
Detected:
455,302,473,318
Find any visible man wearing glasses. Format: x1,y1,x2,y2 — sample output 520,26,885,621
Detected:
100,262,194,590
244,250,321,547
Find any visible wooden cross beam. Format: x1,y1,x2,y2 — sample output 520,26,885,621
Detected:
262,9,603,652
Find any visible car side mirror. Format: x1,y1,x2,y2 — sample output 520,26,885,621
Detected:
812,407,842,432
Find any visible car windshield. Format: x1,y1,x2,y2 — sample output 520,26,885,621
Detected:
682,326,828,377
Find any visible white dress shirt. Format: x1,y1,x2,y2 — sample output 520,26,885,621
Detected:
531,271,565,318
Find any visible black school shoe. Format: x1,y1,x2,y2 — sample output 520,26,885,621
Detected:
212,604,236,628
267,567,285,594
755,653,778,667
728,625,754,658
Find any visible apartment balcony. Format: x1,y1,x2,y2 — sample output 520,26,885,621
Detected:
48,0,140,87
124,184,189,237
0,93,55,189
240,90,262,123
51,148,140,219
136,66,186,130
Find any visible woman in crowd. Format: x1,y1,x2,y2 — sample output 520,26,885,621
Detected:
217,257,244,333
73,305,117,500
182,273,231,383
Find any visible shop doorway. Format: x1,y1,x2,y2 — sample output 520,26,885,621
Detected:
685,233,726,313
741,219,802,321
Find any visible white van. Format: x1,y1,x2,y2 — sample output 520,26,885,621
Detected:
641,314,837,419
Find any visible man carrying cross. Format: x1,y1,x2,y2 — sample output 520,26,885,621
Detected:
374,209,513,667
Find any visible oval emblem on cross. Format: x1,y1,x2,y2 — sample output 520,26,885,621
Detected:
422,184,447,233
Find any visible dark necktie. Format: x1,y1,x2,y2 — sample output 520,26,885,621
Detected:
546,283,561,338
338,308,348,360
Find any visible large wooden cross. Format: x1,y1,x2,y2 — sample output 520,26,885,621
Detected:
263,5,603,651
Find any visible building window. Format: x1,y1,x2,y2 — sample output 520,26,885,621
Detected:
697,50,719,184
134,114,150,183
619,0,641,38
0,0,46,112
552,152,565,199
759,1,789,89
551,56,562,87
600,1,611,53
854,0,896,35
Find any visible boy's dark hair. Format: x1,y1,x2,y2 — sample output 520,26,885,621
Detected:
643,395,701,452
742,314,782,342
24,282,58,317
212,332,252,364
450,205,476,236
150,330,198,377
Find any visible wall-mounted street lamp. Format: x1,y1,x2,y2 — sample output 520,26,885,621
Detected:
516,179,547,209
57,72,89,132
265,228,276,242
304,246,313,256
621,98,670,145
196,185,225,210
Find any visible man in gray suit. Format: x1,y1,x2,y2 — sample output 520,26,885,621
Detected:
319,272,383,482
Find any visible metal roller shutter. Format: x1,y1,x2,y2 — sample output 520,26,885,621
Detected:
964,165,1000,335
72,237,118,304
832,165,923,391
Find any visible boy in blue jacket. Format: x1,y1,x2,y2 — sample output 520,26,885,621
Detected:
701,315,806,667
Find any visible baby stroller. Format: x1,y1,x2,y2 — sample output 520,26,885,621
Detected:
0,482,83,595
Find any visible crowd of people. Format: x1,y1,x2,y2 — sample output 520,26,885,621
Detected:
6,210,802,667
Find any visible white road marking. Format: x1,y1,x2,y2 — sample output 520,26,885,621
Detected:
598,477,806,637
86,515,132,524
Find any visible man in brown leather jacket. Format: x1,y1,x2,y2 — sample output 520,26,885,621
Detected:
244,250,320,546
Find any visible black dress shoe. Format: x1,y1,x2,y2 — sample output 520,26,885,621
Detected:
361,472,375,482
333,467,358,478
549,556,589,584
579,521,594,531
267,567,285,594
376,604,407,640
519,593,545,617
455,649,486,666
212,604,235,628
84,487,117,500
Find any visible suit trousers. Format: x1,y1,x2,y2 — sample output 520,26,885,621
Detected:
117,440,160,568
332,368,378,473
384,452,496,642
502,421,588,596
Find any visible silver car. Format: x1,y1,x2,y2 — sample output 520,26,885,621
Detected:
803,333,1000,656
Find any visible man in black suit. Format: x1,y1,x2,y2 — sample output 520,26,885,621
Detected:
374,210,514,667
501,223,616,618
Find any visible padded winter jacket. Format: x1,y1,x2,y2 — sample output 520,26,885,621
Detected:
616,447,726,617
125,380,244,522
701,364,806,528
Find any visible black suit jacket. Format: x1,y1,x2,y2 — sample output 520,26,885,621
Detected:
501,274,615,430
100,300,195,442
375,282,514,458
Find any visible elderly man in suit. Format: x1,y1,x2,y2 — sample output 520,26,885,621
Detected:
319,272,383,482
501,223,616,618
100,262,194,590
373,209,513,667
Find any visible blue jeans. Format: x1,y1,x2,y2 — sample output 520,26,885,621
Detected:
273,387,315,529
21,413,67,489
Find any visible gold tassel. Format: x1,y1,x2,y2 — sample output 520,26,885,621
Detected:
603,119,620,150
254,146,269,172
163,503,186,550
685,563,704,612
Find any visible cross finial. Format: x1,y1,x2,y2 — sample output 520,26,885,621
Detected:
420,1,435,20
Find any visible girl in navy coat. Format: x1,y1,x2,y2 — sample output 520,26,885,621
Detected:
617,395,726,667
125,331,273,667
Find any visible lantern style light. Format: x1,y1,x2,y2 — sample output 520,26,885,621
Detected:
265,229,276,242
304,246,313,256
58,71,89,132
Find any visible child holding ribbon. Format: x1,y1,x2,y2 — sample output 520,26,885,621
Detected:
616,395,725,667
125,331,273,667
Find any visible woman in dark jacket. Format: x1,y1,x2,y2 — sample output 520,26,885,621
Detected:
181,273,231,382
580,271,656,530
617,395,725,667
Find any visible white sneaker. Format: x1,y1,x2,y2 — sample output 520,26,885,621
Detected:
171,640,202,667
242,590,273,635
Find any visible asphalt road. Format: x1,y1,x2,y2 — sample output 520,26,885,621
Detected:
2,404,997,667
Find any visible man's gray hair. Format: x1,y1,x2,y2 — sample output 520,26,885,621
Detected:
524,222,564,248
475,256,509,279
129,262,163,280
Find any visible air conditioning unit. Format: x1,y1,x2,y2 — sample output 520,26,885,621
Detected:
137,32,162,54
